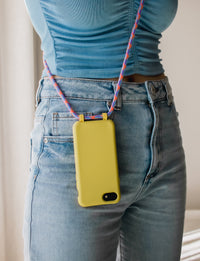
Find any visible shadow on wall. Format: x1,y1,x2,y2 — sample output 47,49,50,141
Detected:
181,229,200,261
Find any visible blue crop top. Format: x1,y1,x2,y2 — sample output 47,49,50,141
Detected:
24,0,178,79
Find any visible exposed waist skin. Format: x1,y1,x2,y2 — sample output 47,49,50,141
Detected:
43,72,166,83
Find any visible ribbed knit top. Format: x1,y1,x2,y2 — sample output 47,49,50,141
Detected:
24,0,178,78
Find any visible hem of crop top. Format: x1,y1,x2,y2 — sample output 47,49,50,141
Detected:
41,61,165,80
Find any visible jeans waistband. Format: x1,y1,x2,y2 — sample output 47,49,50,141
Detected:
35,76,174,109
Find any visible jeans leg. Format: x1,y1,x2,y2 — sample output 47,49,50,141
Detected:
119,164,186,261
118,82,187,261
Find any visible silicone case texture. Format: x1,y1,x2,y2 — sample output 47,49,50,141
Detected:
73,119,121,207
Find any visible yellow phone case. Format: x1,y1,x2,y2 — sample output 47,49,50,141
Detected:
72,114,121,207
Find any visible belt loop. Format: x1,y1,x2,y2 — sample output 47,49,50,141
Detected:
111,82,122,110
162,78,174,106
35,78,43,108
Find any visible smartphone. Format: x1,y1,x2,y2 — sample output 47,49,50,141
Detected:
73,118,121,207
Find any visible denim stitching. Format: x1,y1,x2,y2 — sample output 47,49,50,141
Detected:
43,136,74,143
40,96,114,102
52,112,57,135
122,97,167,104
29,174,37,258
142,82,160,185
153,103,162,177
29,100,50,257
35,98,51,179
144,101,156,182
151,103,160,173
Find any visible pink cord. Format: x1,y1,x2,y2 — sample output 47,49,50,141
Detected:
43,0,144,120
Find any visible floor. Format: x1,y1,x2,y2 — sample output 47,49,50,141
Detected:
181,210,200,261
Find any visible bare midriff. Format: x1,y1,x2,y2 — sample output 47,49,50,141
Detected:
43,72,166,83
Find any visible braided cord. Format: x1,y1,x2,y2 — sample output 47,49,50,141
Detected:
43,0,144,120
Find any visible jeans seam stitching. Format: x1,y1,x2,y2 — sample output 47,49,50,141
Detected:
156,109,162,175
35,98,50,179
151,104,160,174
39,96,113,102
29,176,37,258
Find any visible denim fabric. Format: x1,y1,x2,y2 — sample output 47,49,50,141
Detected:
23,76,186,261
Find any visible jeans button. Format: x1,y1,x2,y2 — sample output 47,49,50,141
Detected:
43,137,48,143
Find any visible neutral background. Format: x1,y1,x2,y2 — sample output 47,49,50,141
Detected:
0,0,199,260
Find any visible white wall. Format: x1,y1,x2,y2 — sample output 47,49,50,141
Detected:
160,0,200,209
0,0,35,260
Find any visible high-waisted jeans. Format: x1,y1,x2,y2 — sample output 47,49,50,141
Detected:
22,76,187,261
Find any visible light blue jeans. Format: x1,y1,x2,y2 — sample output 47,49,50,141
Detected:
23,76,187,261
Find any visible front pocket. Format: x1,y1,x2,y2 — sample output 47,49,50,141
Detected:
52,111,93,137
35,134,76,184
47,98,111,137
43,135,74,143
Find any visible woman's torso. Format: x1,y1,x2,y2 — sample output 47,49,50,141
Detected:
24,0,178,81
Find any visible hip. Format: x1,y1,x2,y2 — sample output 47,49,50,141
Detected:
31,75,186,185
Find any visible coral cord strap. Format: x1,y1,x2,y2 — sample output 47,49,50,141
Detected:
43,0,144,120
